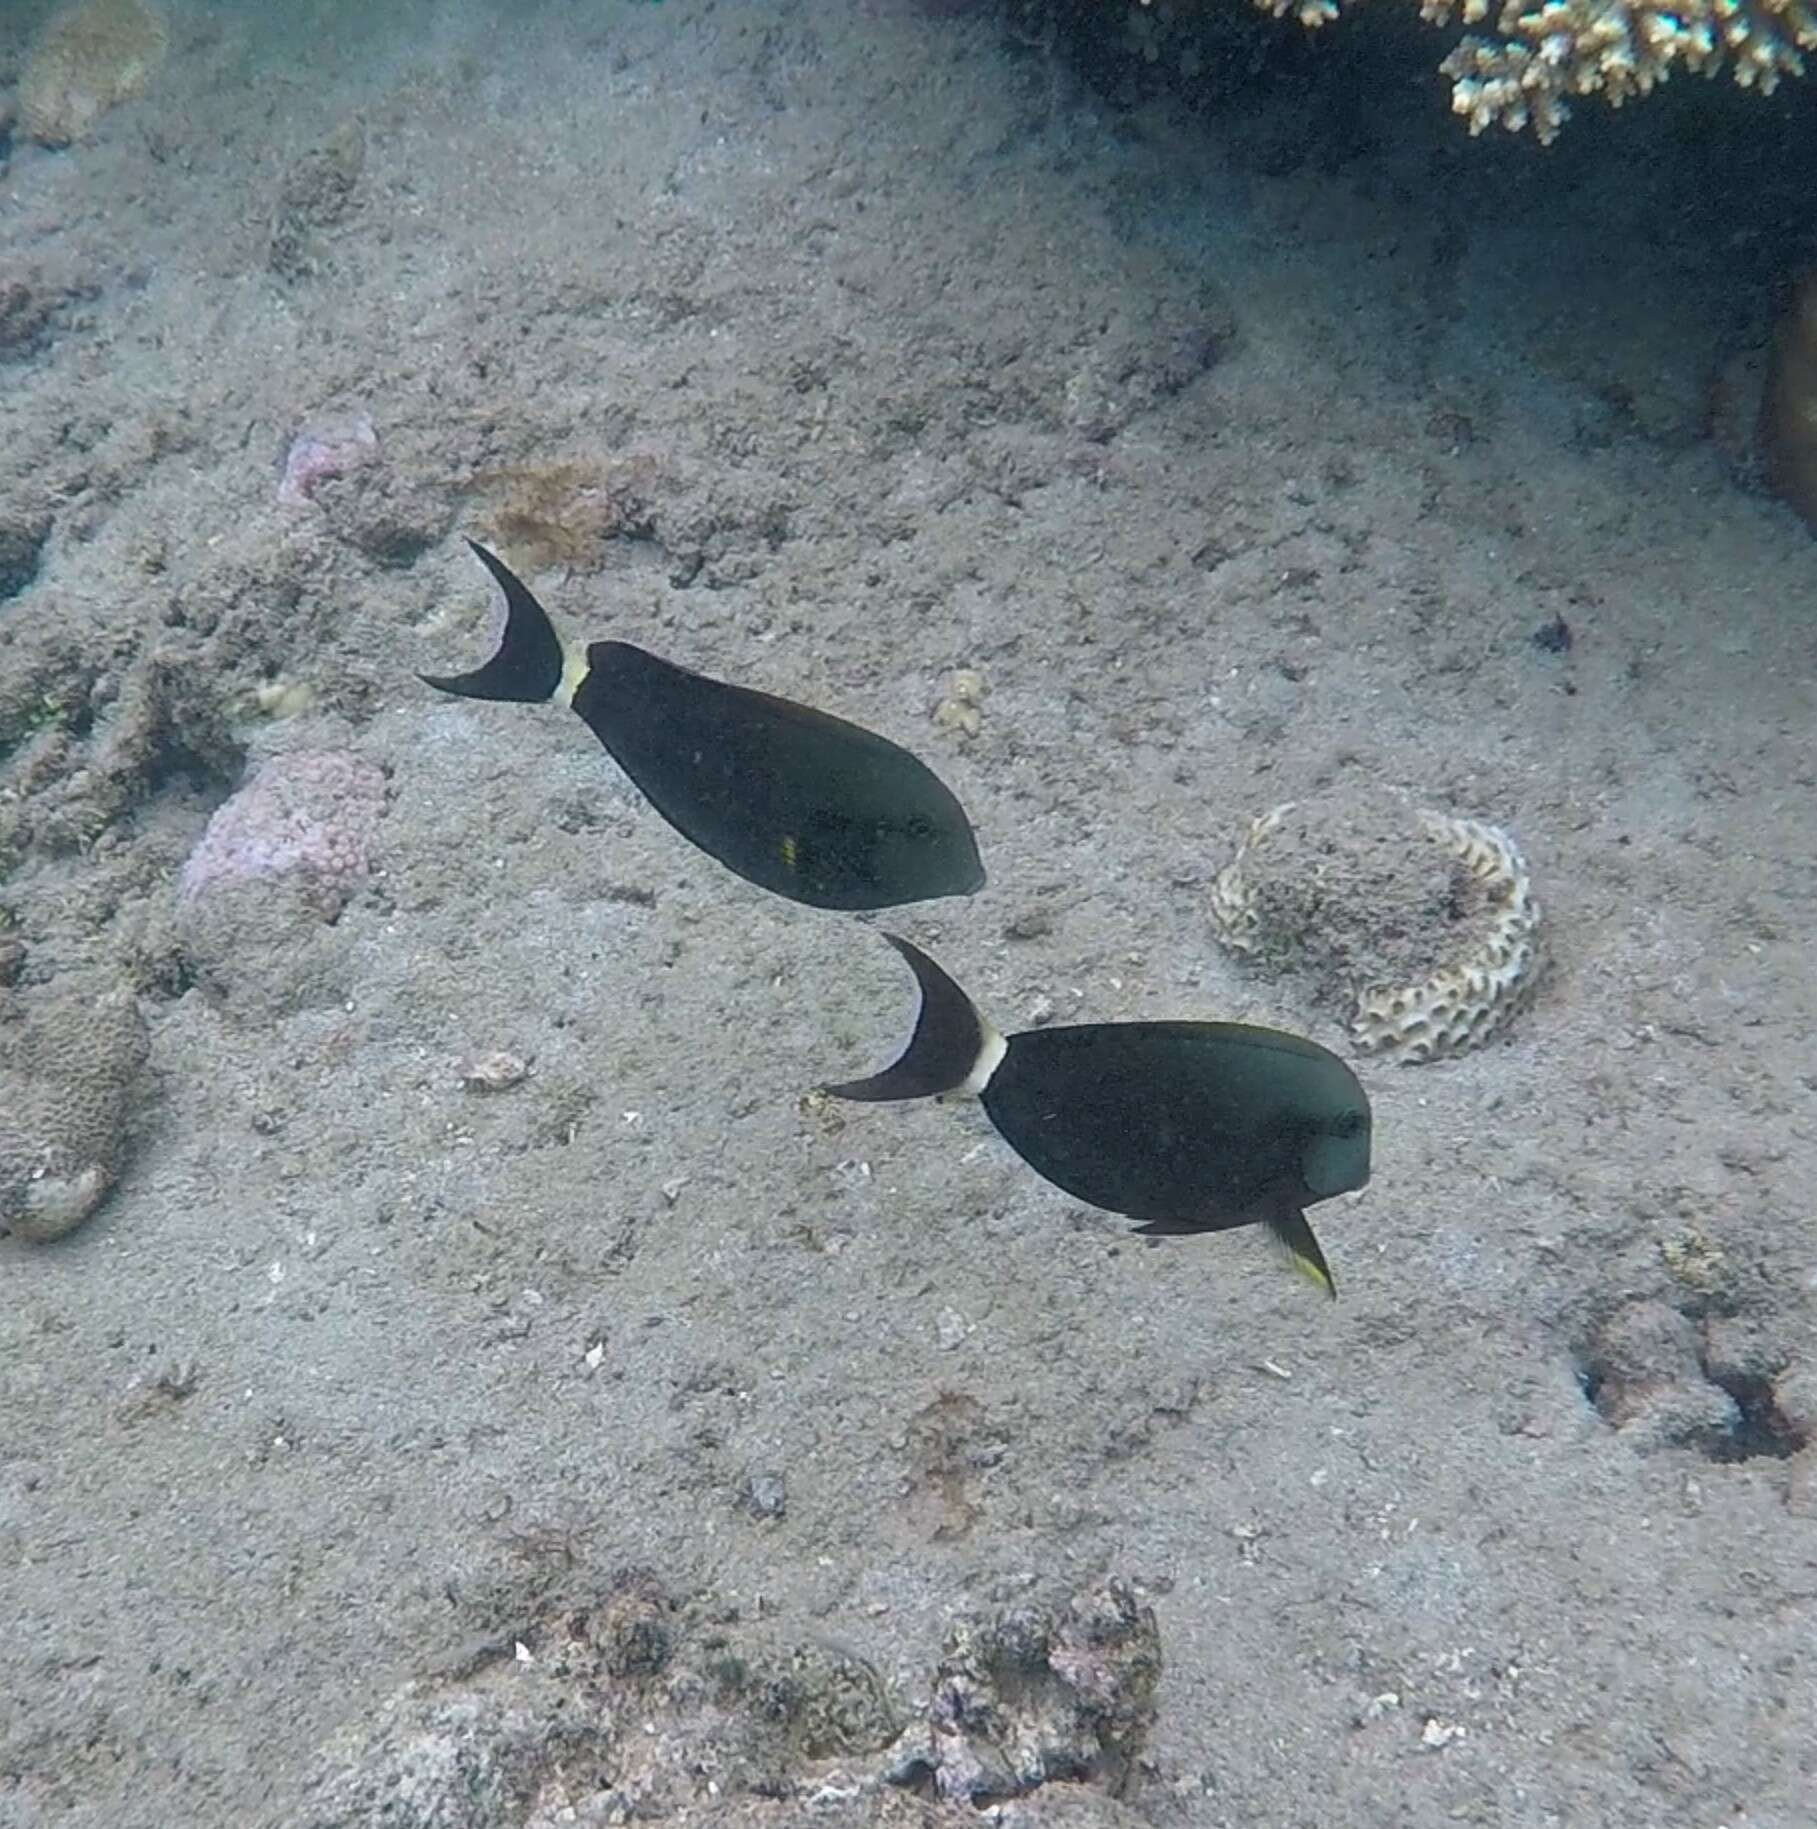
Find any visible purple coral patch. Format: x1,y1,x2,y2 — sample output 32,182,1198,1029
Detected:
276,414,378,508
180,750,388,919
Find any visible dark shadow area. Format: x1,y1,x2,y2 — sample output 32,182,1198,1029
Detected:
1028,0,1817,335
1699,1366,1807,1463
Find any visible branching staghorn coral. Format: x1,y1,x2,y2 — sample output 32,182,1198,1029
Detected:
1121,0,1816,140
1427,0,1816,141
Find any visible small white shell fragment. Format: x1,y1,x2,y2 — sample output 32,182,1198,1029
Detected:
933,667,988,737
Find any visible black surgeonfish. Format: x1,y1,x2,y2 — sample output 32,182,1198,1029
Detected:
423,543,986,911
826,935,1372,1297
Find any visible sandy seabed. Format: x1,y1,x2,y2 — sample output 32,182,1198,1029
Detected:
2,2,1815,1825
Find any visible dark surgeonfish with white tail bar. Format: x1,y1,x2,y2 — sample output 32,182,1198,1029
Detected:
826,935,1372,1297
423,543,987,911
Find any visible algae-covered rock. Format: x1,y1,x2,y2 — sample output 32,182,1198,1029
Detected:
299,1572,1159,1826
20,0,168,148
883,1580,1161,1807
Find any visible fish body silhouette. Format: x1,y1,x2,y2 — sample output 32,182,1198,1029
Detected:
827,935,1372,1296
424,543,986,911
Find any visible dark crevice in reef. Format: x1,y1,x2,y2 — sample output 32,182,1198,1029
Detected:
1574,1300,1807,1465
138,721,239,800
0,512,51,605
1697,1367,1806,1464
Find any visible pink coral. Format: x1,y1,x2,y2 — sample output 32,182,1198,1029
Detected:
180,749,388,919
276,414,378,508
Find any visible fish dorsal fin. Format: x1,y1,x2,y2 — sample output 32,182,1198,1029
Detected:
824,934,1006,1102
421,541,571,705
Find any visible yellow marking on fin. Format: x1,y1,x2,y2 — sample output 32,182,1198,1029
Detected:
781,833,800,872
555,638,589,709
1266,1207,1337,1300
1287,1250,1337,1301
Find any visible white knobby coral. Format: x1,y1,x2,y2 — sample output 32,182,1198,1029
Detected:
1210,798,1544,1063
1352,812,1543,1061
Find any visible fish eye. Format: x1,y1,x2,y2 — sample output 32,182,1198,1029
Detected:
1332,1110,1365,1139
905,813,935,842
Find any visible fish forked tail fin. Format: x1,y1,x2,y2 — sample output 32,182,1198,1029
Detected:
421,541,568,705
823,934,1006,1103
1266,1201,1337,1301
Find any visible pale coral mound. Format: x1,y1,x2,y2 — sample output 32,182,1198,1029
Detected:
20,0,169,148
0,980,150,1242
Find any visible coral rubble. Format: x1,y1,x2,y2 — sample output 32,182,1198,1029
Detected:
299,1574,1159,1826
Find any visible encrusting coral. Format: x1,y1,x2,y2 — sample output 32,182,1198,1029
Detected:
1117,0,1815,141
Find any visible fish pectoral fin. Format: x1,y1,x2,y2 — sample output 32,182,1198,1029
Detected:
422,541,571,705
1264,1203,1336,1300
1129,1218,1207,1237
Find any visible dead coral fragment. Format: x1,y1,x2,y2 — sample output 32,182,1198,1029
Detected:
0,979,150,1242
457,1050,529,1093
20,0,169,148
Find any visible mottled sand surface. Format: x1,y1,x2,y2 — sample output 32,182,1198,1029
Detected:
2,2,1815,1825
